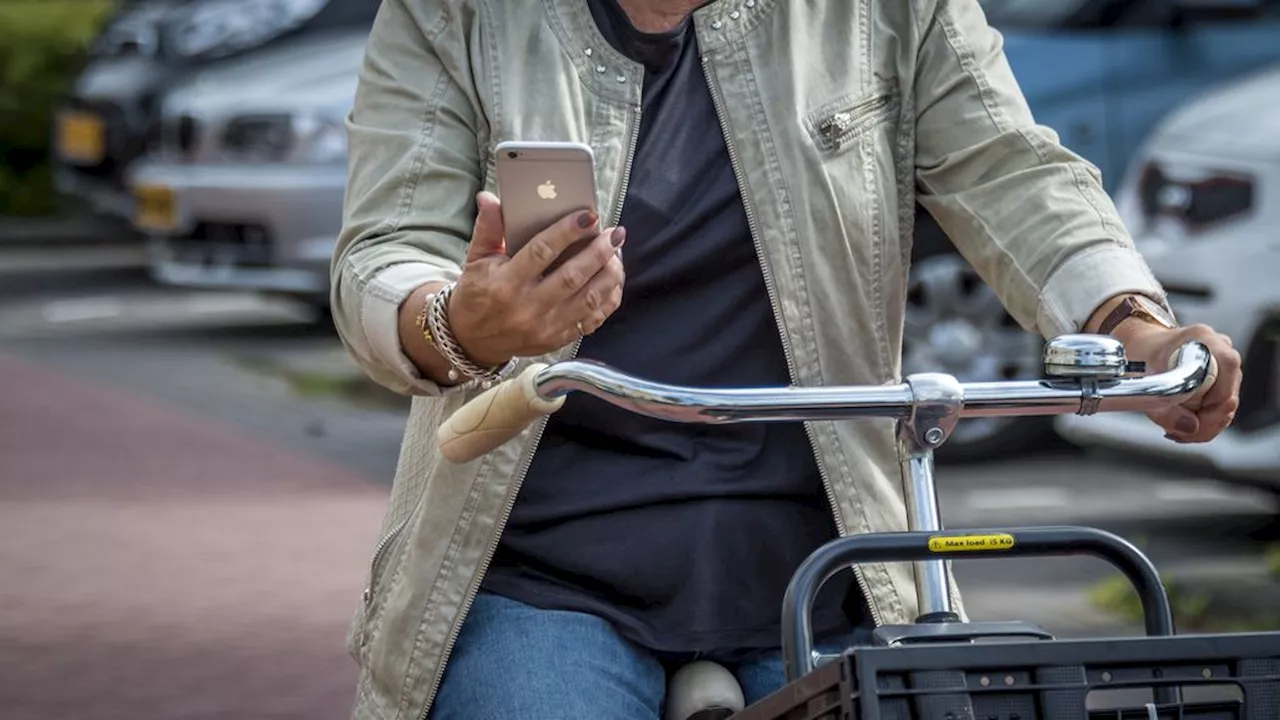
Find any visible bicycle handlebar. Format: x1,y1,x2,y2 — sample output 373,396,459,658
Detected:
437,337,1218,464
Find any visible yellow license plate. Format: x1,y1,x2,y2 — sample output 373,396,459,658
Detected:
55,111,106,164
133,185,178,232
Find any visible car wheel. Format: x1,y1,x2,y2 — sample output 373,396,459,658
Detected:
305,300,334,328
276,293,332,327
903,249,1054,462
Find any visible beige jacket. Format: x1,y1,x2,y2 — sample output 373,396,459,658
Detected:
330,0,1168,717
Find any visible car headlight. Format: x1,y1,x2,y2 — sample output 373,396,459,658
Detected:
1136,162,1255,233
292,114,348,164
221,114,296,162
163,0,329,61
218,112,347,164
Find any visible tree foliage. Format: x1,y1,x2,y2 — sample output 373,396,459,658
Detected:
0,0,119,215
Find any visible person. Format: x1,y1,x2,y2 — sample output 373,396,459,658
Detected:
330,1,1243,718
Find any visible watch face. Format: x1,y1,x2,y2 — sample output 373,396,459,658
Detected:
1134,295,1177,328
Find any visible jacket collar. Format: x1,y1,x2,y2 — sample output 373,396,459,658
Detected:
543,0,780,103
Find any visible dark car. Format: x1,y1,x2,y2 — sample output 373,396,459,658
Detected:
50,0,379,233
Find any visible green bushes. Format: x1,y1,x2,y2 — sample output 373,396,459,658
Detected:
0,0,119,216
1088,544,1280,633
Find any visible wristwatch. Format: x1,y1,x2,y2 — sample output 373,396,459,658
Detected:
1096,294,1177,336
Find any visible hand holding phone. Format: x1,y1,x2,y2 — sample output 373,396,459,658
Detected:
422,142,625,371
494,141,600,271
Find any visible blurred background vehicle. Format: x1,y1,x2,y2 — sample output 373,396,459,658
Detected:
1056,64,1280,496
49,0,378,240
127,27,370,318
914,0,1280,461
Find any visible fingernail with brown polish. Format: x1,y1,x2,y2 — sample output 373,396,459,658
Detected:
611,226,627,248
578,211,598,229
1175,416,1197,434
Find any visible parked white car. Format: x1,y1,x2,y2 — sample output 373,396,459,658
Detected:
1055,65,1280,492
125,27,369,314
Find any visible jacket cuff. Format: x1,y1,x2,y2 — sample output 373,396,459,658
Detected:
1036,245,1173,338
363,261,463,397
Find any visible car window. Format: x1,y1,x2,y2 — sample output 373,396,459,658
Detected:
1118,0,1280,28
980,0,1088,27
91,0,195,58
1205,0,1280,22
156,0,378,62
979,0,1124,29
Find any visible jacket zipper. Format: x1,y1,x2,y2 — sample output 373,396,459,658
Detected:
817,93,894,152
363,516,411,606
702,54,885,628
417,104,644,719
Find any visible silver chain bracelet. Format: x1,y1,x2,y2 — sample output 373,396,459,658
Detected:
426,283,515,388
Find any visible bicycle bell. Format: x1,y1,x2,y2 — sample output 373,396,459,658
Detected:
1042,334,1136,378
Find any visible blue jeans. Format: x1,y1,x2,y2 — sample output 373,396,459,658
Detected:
428,591,872,720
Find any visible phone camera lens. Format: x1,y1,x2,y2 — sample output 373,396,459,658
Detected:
507,151,518,159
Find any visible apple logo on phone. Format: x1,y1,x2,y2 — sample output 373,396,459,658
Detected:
537,181,558,200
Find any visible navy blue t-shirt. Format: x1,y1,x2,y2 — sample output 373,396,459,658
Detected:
481,0,867,655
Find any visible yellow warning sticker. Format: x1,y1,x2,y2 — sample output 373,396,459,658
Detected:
927,533,1016,553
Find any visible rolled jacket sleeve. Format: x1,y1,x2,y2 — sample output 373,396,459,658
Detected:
912,0,1174,338
330,0,481,397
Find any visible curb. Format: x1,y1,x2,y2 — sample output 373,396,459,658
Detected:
0,215,149,274
961,586,1141,636
234,348,410,413
0,215,134,247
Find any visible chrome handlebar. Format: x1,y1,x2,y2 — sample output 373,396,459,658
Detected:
527,335,1213,429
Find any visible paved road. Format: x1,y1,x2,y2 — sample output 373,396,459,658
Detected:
0,352,385,720
1,260,1276,718
1,265,398,720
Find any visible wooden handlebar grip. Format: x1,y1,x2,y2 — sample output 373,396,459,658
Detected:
437,363,565,464
1169,349,1219,412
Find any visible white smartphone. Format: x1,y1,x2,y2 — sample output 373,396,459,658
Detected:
494,140,600,269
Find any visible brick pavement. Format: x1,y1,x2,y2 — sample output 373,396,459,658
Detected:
0,353,390,720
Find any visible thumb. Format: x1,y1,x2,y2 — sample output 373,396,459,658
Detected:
1149,404,1200,440
466,191,506,261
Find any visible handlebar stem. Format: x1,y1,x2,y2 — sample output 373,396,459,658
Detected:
896,373,966,619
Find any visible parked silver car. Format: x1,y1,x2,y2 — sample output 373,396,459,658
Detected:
54,0,376,236
1056,65,1280,493
125,27,368,313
